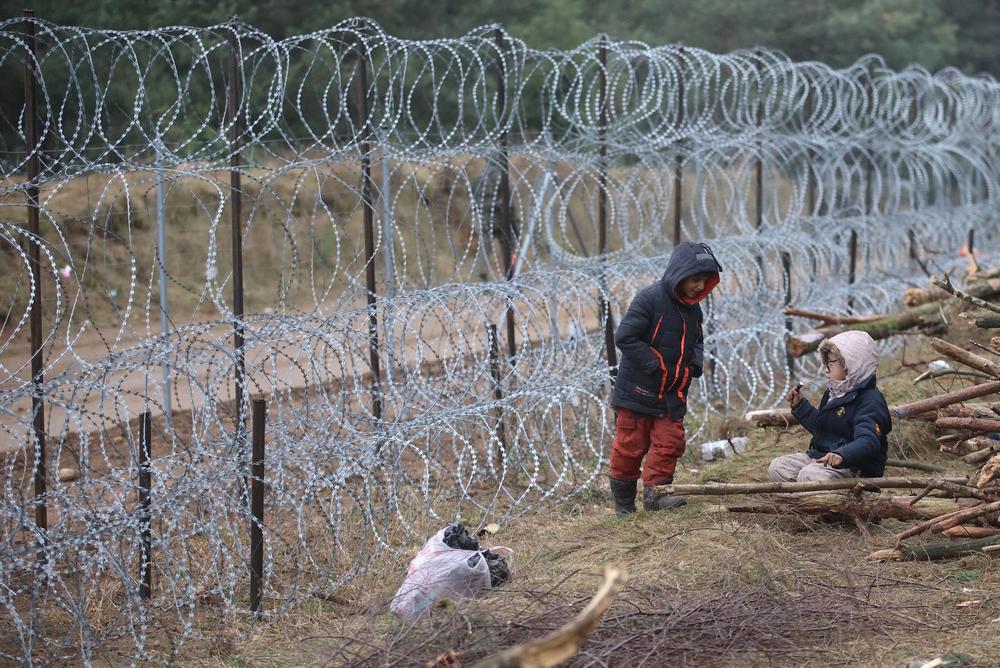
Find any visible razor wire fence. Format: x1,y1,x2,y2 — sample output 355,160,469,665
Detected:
0,15,998,664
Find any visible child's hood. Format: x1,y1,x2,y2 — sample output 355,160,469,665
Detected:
820,330,879,398
660,241,722,305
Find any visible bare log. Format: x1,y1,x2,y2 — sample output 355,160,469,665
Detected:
903,285,950,307
723,492,960,522
943,526,1000,539
783,308,886,325
935,417,1000,432
963,440,1000,464
893,380,1000,418
743,403,995,428
660,477,967,497
470,565,626,668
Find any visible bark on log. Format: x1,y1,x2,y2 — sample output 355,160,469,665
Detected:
935,417,1000,432
869,534,1000,561
962,440,1000,464
723,493,960,522
929,338,1000,378
470,565,626,668
660,477,968,496
893,381,1000,419
902,534,1000,561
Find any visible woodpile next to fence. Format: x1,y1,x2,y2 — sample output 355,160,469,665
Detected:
716,270,1000,561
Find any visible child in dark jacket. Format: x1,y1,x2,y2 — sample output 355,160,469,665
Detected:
768,330,891,483
609,241,722,514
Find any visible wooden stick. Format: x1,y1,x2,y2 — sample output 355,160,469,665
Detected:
931,275,1000,316
471,565,626,668
659,476,968,496
893,380,1000,418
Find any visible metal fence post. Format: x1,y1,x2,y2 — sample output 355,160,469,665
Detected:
249,398,265,615
227,29,248,452
23,10,47,568
356,39,383,422
487,324,508,465
138,412,152,600
597,36,617,379
154,142,172,428
495,27,517,364
673,45,685,246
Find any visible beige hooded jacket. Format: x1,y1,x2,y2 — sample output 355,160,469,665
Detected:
819,330,879,399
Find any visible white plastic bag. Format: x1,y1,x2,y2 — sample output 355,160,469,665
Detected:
390,528,491,623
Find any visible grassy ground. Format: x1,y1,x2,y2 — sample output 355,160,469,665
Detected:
158,330,1000,668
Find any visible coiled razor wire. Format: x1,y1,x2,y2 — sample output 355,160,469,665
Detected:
0,17,998,664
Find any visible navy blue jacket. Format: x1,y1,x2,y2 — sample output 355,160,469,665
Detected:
611,242,722,420
790,374,891,477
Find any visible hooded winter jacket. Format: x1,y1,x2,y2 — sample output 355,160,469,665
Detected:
611,242,722,420
790,331,891,477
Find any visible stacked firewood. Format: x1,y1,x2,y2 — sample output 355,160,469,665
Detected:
678,270,1000,561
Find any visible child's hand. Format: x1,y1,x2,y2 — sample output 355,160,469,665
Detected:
786,385,803,407
816,452,844,468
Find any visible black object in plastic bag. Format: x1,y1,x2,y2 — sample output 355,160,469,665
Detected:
483,550,510,588
466,550,509,588
443,522,480,551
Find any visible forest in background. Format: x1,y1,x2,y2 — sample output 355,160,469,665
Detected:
2,0,997,75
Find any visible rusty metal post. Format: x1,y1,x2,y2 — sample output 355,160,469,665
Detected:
597,37,617,379
495,27,517,363
805,85,816,216
249,398,265,615
356,40,383,422
227,30,247,446
23,10,47,567
782,252,794,375
487,324,508,465
673,46,685,246
138,411,152,600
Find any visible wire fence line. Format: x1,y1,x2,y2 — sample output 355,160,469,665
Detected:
0,16,998,664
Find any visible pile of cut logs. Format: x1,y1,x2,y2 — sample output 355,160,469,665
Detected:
664,268,1000,562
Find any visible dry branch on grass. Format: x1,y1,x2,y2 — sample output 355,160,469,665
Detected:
470,565,625,668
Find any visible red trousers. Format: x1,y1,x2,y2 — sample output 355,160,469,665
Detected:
609,408,686,486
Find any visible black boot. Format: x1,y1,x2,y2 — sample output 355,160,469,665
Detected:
609,477,637,515
643,480,687,511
